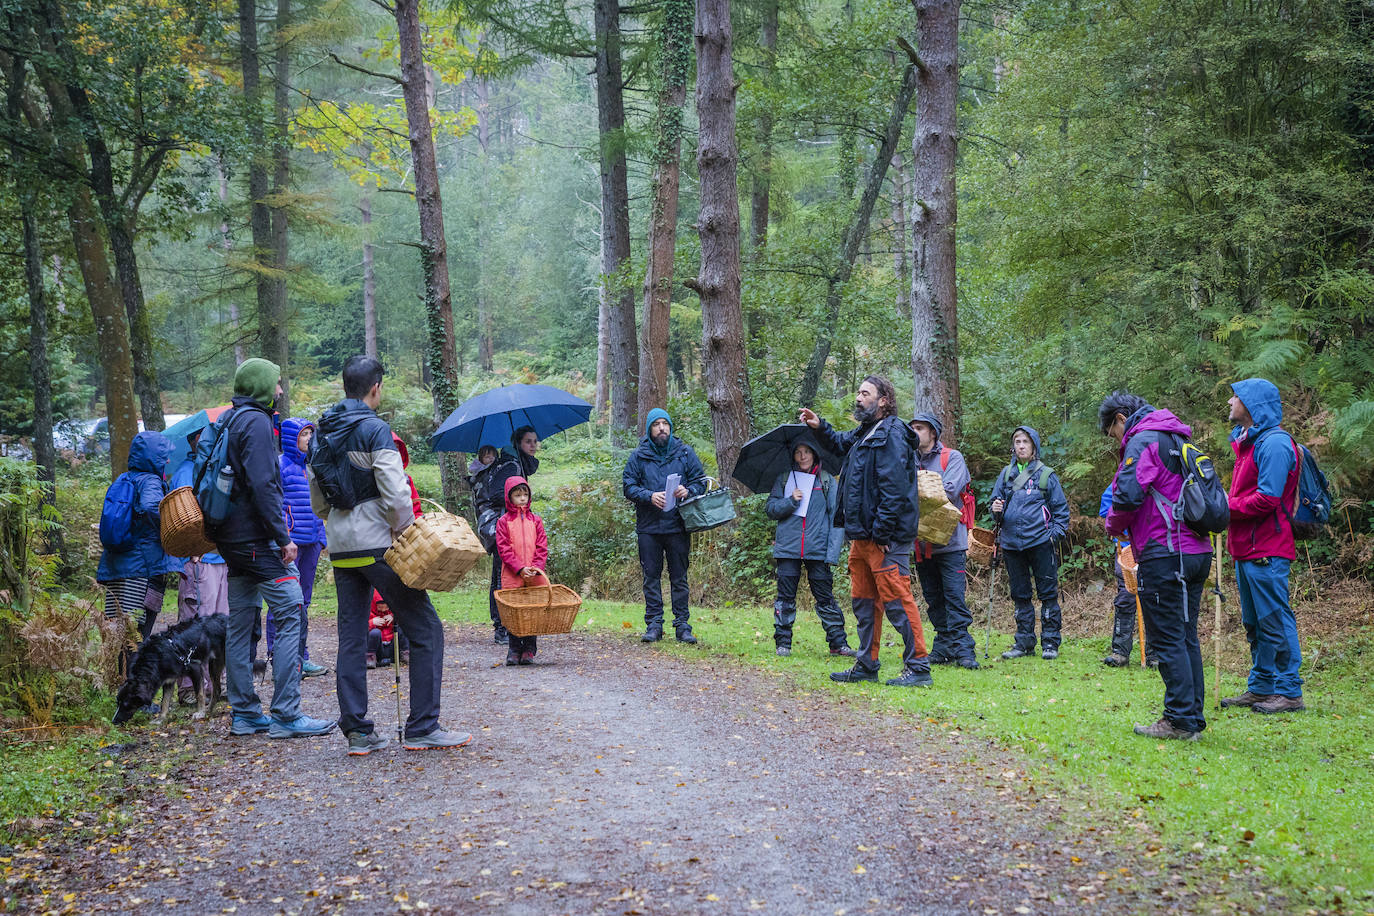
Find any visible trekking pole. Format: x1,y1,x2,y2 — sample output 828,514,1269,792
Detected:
1134,593,1147,669
983,526,1001,659
1213,534,1224,709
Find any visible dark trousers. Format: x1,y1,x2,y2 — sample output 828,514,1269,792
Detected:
1002,541,1061,651
1138,552,1211,734
487,557,507,636
914,550,975,662
335,560,445,740
774,558,847,649
638,530,691,630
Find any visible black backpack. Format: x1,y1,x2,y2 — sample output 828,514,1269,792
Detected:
309,426,361,510
1152,434,1230,538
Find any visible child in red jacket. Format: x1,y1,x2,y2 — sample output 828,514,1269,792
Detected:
495,476,548,666
367,591,398,668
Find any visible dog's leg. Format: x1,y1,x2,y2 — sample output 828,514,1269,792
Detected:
158,680,175,722
190,665,207,721
208,658,224,717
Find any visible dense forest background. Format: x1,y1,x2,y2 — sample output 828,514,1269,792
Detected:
2,0,1372,558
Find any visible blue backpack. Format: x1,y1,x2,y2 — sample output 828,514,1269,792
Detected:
99,473,139,552
192,408,251,530
1256,429,1333,540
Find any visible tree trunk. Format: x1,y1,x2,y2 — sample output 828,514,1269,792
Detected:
395,0,461,510
691,0,751,485
475,78,495,372
910,0,962,439
594,279,610,422
217,157,246,364
891,150,910,317
637,0,692,422
361,191,378,358
240,0,276,376
799,59,918,406
749,0,777,253
268,0,293,415
594,0,638,438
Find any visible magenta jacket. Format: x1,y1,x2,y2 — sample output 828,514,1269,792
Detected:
1106,407,1212,560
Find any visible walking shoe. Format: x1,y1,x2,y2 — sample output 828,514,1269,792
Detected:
956,657,981,670
494,627,509,645
1102,653,1128,667
230,712,272,736
1133,717,1199,741
302,661,328,678
1001,647,1032,659
366,652,377,669
403,727,473,751
1042,649,1059,660
346,731,391,756
676,628,698,645
885,668,934,688
268,714,337,739
1220,690,1275,708
641,627,663,643
829,665,878,683
1251,695,1305,714
505,650,520,666
518,651,536,665
829,645,858,657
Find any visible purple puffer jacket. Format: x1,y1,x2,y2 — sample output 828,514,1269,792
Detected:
1105,407,1211,560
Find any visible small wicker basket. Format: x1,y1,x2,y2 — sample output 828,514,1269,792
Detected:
1118,545,1139,594
915,471,961,546
967,526,996,566
384,500,485,591
495,584,582,636
160,487,217,558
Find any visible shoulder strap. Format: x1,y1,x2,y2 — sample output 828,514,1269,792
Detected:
939,445,950,471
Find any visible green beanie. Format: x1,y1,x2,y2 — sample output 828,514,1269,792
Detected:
234,357,280,406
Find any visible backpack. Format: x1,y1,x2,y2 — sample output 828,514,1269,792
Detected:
192,408,252,530
1151,434,1230,538
940,446,976,529
99,473,140,552
1258,433,1333,541
310,424,361,510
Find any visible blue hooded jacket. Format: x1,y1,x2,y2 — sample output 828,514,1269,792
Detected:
989,425,1070,551
97,431,180,581
1230,378,1296,500
622,409,708,534
280,417,327,545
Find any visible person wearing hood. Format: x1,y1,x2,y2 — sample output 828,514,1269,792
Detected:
1220,378,1304,715
476,428,542,645
910,412,978,670
622,408,708,643
311,355,471,754
989,425,1070,660
800,376,932,688
271,417,328,678
494,476,550,665
1101,392,1213,740
98,430,180,684
212,358,336,740
763,441,854,657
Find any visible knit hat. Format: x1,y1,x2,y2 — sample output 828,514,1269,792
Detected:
234,357,280,407
645,407,673,458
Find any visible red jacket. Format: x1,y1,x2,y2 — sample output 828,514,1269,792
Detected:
494,476,548,588
369,590,395,643
1229,433,1299,562
392,433,423,518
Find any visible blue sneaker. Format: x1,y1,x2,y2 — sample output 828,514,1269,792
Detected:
268,714,337,739
301,661,328,678
230,712,272,736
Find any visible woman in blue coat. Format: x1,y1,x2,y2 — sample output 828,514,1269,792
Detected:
273,417,328,676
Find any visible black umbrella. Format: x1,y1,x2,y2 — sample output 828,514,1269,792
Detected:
732,424,846,494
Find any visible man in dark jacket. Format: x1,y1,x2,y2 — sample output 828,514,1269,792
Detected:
801,376,932,688
474,428,541,644
1100,391,1213,740
311,356,472,754
910,413,978,669
622,408,707,643
989,425,1070,660
212,358,335,740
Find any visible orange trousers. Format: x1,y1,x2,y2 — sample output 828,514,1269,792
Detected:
848,539,928,674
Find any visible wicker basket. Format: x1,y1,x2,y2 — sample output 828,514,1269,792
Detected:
967,526,996,566
1118,545,1139,594
384,500,485,591
160,487,217,558
495,584,582,636
915,470,961,546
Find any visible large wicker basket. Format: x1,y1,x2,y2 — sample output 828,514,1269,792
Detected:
495,584,582,636
160,487,217,558
384,500,485,591
915,470,961,546
967,526,996,566
1118,545,1139,594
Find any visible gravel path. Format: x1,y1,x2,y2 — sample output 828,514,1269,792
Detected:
29,624,1223,914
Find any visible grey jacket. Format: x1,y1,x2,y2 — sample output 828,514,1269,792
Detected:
765,466,843,564
915,441,970,555
308,399,415,559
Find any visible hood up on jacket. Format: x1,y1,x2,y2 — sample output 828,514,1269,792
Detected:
910,412,943,441
1012,425,1042,459
1231,377,1283,441
504,475,532,512
1122,406,1193,446
392,432,411,468
281,417,315,465
128,430,172,478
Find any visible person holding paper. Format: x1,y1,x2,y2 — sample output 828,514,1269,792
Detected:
622,408,708,643
764,442,855,658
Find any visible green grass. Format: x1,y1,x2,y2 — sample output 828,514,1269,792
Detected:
430,584,1374,909
0,731,129,837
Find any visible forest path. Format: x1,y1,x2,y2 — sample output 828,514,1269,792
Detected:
33,625,1216,914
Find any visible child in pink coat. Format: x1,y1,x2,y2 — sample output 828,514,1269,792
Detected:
495,477,548,666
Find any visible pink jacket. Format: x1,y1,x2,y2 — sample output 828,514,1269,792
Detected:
494,476,549,588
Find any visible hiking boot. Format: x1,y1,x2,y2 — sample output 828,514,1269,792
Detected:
1220,690,1274,708
1042,648,1059,660
675,628,698,645
1133,717,1199,741
302,661,328,678
641,627,664,643
269,714,337,739
518,651,536,665
366,652,377,669
1102,653,1128,668
885,668,934,688
1251,695,1306,715
230,712,271,736
775,646,791,657
493,627,509,645
1001,647,1032,660
830,645,858,657
829,665,878,684
346,731,391,756
956,657,981,670
403,727,473,751
505,650,520,666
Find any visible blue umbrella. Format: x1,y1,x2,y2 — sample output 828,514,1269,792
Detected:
162,405,231,473
431,384,593,453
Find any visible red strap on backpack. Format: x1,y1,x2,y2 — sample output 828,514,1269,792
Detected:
940,446,977,529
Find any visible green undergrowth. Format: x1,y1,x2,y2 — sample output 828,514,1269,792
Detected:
0,728,126,841
432,587,1374,910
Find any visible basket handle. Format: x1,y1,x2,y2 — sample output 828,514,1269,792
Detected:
417,497,448,514
525,583,553,612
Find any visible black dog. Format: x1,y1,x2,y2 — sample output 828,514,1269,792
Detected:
113,615,227,725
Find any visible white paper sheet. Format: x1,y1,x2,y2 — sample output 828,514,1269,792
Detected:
663,473,682,511
788,471,817,517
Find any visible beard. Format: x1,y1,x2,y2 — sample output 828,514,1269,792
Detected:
651,431,670,445
853,402,879,425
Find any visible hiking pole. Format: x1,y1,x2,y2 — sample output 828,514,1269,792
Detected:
1134,593,1147,669
983,526,1001,659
